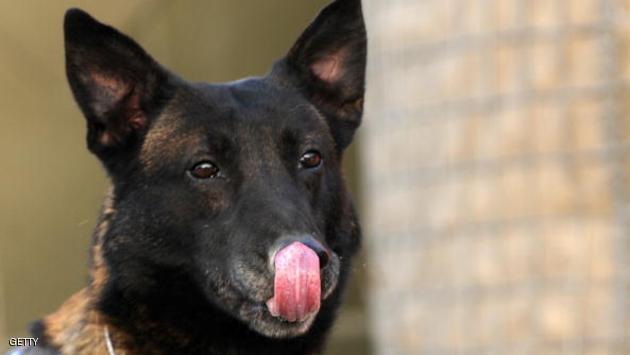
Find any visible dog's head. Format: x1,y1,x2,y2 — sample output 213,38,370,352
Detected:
63,0,365,339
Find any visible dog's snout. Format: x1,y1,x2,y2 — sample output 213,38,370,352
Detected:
270,235,331,270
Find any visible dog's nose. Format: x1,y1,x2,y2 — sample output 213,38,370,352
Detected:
300,238,330,269
270,235,331,270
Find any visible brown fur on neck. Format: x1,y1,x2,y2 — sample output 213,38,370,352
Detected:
42,288,130,355
39,190,133,354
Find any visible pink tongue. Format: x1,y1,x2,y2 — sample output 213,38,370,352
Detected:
266,242,321,322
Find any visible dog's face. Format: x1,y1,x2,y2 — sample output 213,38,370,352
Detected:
64,0,365,339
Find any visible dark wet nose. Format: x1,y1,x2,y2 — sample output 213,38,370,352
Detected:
271,235,331,270
300,238,330,268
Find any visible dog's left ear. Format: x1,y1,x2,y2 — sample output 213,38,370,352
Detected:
64,8,175,165
284,0,367,151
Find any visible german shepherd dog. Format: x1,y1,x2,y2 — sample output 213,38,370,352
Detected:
9,0,366,354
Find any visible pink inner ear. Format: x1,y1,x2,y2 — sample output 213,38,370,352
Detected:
86,71,147,147
125,91,146,130
89,71,146,128
85,71,133,119
311,48,347,84
90,71,131,102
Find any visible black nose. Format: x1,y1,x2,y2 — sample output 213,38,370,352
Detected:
271,235,331,270
301,238,330,269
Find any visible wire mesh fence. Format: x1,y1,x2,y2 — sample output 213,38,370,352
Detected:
362,0,629,353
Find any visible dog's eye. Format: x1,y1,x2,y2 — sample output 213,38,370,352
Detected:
189,161,220,179
299,150,322,169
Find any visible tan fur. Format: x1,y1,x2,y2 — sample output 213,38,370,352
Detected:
42,189,132,355
90,189,115,293
43,289,128,355
138,107,202,175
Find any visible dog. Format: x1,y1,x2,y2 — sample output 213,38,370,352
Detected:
8,0,366,354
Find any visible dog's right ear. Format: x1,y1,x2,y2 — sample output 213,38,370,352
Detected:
282,0,366,152
64,9,174,166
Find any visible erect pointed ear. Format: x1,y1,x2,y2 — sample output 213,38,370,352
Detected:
64,9,175,164
284,0,367,151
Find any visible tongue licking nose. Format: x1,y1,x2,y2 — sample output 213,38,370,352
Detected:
266,242,321,322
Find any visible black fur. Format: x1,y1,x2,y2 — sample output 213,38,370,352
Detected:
22,1,366,354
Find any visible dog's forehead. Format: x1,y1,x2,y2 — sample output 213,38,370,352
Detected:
207,79,319,117
188,78,326,133
139,78,328,172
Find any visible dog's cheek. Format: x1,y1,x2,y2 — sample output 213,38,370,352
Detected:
204,191,230,213
189,217,238,292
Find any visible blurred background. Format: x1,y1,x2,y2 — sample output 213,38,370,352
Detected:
0,1,628,354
